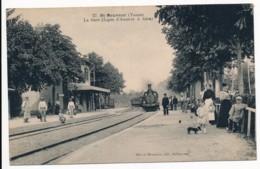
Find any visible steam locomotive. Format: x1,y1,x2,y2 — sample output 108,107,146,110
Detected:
131,84,160,111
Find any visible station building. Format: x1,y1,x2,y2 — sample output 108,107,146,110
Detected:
16,59,111,116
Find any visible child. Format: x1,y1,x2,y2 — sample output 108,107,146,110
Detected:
189,98,197,118
196,101,208,134
228,95,247,132
58,111,66,124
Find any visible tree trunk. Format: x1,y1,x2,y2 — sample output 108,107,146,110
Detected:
220,65,224,89
62,81,69,110
203,72,207,86
231,63,235,92
247,59,252,95
215,79,220,98
52,86,55,114
237,41,244,95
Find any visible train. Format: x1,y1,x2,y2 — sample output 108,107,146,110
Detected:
131,97,143,107
131,84,160,112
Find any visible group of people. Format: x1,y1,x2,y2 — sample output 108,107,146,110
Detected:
21,96,76,123
21,96,48,123
162,94,178,115
161,82,248,134
197,83,247,134
217,83,247,132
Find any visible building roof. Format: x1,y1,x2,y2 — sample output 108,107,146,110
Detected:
68,83,110,93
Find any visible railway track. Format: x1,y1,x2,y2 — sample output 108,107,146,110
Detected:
9,107,135,137
10,114,120,141
9,107,156,165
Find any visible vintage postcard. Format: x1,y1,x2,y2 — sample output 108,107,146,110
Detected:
2,1,259,169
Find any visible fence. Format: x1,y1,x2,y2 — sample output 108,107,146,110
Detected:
245,107,256,139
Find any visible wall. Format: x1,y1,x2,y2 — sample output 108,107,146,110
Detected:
22,84,64,112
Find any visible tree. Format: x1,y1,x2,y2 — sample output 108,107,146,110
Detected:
7,9,37,93
7,10,85,112
84,53,125,94
7,10,84,92
33,24,85,109
102,62,125,94
155,4,254,94
84,52,106,87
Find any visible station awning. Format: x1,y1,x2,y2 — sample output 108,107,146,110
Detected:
68,83,110,93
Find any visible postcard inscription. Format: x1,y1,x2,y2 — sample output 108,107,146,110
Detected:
84,13,153,23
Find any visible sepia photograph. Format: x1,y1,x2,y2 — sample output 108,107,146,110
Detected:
2,0,259,169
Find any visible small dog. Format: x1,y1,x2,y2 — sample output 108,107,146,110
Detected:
59,113,66,124
187,126,201,134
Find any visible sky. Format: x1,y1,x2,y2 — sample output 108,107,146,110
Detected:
14,6,174,92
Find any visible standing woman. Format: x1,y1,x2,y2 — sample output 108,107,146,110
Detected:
202,82,215,132
216,83,232,128
21,96,31,123
67,98,75,118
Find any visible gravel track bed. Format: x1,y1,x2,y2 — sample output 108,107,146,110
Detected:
10,111,142,160
9,114,120,141
9,113,110,136
11,110,154,165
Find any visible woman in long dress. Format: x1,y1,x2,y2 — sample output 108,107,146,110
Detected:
21,97,31,123
67,98,75,118
216,83,232,128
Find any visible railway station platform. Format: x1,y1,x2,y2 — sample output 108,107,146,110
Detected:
9,107,130,129
57,109,256,164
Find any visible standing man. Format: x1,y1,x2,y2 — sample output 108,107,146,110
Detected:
172,96,178,110
21,96,31,123
162,93,169,115
67,98,75,118
55,100,61,115
47,99,52,114
38,97,48,122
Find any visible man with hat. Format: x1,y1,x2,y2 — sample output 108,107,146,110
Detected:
38,97,48,122
228,95,247,132
162,93,169,115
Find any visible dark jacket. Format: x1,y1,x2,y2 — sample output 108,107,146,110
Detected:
172,98,178,104
162,97,169,107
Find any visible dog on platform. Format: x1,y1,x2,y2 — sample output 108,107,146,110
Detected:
187,126,201,134
59,112,66,124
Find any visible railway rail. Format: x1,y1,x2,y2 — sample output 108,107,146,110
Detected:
9,107,156,165
10,114,120,141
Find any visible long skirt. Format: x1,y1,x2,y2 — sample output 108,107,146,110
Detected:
216,99,232,128
203,98,213,125
23,111,31,119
